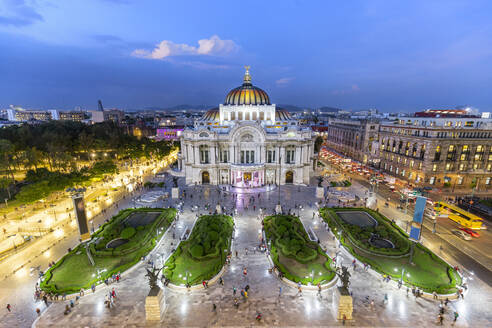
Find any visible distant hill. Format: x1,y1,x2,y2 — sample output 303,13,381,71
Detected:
141,105,215,111
277,104,309,112
318,106,344,112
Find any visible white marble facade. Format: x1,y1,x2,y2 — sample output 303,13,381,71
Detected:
180,67,315,186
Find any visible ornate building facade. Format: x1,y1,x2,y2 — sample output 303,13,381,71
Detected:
376,115,492,191
180,67,315,186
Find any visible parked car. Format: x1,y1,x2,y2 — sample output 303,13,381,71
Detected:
451,229,472,241
458,227,480,238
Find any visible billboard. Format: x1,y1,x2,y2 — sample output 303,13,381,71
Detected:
409,196,426,242
72,195,90,241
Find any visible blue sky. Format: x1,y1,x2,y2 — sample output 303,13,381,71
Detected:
0,0,491,111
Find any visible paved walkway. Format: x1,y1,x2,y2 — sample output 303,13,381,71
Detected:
25,182,492,327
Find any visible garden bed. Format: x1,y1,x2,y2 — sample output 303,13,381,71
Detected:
162,214,234,286
40,208,176,294
264,215,335,285
320,207,461,294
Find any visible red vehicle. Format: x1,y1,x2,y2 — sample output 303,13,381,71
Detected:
458,227,480,238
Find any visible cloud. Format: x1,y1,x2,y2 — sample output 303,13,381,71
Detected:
132,35,238,60
275,77,295,86
0,0,43,27
332,84,360,95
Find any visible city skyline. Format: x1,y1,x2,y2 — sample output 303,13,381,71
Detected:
1,0,492,111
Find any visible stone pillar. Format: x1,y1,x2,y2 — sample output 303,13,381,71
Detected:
194,145,199,164
145,287,165,322
334,287,353,321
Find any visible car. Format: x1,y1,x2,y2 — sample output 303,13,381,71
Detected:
451,229,472,241
458,227,480,238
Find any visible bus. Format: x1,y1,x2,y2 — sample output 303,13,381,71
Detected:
433,201,486,230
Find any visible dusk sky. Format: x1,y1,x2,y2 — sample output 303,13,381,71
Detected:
0,0,491,111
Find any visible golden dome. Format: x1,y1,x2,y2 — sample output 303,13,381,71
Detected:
224,66,271,106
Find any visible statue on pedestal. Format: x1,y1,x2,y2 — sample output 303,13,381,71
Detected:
337,265,351,290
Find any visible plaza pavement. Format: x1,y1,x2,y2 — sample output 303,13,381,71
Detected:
31,181,492,327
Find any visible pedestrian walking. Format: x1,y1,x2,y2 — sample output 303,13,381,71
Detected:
6,304,11,312
91,284,96,293
219,277,224,285
233,287,237,295
111,288,116,299
105,295,111,308
433,291,437,299
370,299,375,310
80,288,84,297
212,303,217,312
243,268,247,277
317,283,322,296
438,313,444,325
451,311,459,326
278,286,282,297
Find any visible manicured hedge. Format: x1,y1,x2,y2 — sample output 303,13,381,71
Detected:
163,214,234,286
319,207,461,294
40,208,175,294
320,207,410,255
264,215,335,285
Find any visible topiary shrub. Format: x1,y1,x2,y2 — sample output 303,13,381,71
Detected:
120,227,136,239
189,244,204,258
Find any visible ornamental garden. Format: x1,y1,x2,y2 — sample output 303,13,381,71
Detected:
263,214,335,285
320,207,461,294
162,214,234,286
40,208,176,294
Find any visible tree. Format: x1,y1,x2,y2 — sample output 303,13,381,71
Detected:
0,139,16,181
24,147,43,171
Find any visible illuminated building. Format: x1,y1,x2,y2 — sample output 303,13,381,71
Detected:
180,67,315,186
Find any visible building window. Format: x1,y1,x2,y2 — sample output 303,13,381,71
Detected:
410,160,414,168
487,163,492,172
457,176,463,185
459,163,466,171
445,162,453,171
395,167,399,175
199,145,209,164
446,145,456,161
220,150,229,163
429,177,436,185
475,145,484,161
486,177,491,185
285,146,296,164
240,150,255,164
432,164,437,172
418,162,422,170
434,145,441,161
460,145,469,161
267,150,276,163
420,144,426,159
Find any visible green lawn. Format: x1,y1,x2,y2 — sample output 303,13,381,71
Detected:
320,207,461,294
163,214,233,286
264,215,335,285
40,208,175,294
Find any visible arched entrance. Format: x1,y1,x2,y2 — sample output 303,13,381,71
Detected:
285,171,294,184
202,171,210,184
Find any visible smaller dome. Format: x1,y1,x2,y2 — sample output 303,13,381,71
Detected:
275,108,292,121
200,108,219,121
